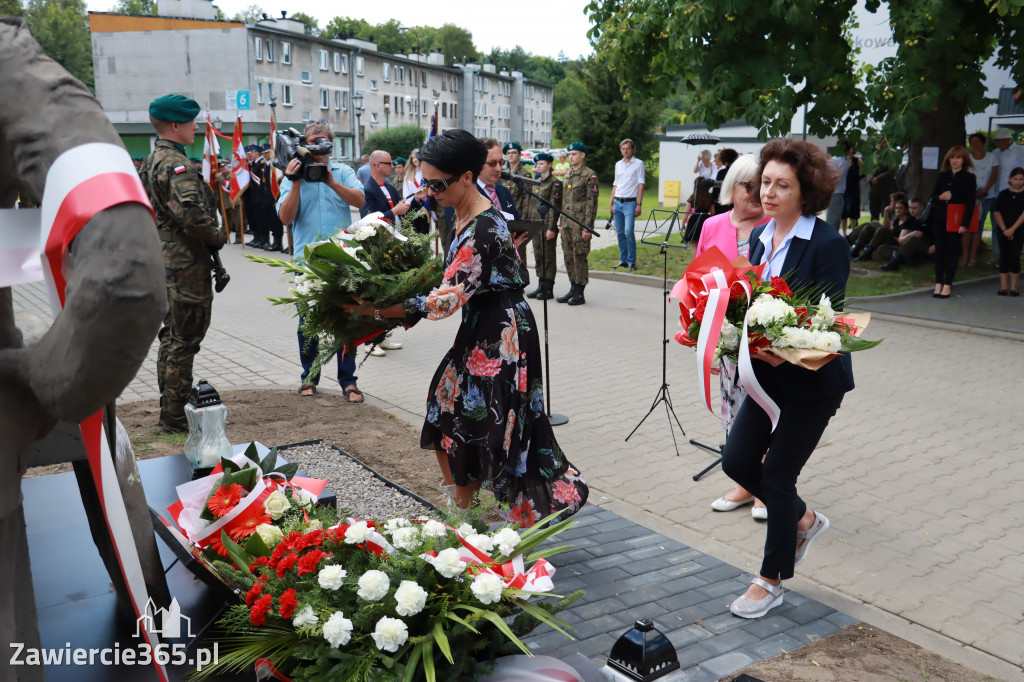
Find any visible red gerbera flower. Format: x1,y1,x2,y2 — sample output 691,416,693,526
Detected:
278,589,297,619
227,506,273,541
207,483,245,518
207,535,231,557
250,594,273,626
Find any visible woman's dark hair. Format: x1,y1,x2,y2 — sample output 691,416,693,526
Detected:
691,177,716,211
417,129,488,182
1010,166,1024,178
940,145,974,173
759,138,838,216
968,132,987,145
719,148,739,166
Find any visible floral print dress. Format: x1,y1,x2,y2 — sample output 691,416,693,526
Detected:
406,208,588,526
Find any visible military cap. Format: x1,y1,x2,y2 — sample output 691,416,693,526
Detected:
566,142,588,153
244,144,258,153
148,94,200,123
261,143,272,152
534,152,554,163
393,157,407,165
189,157,201,163
503,142,523,153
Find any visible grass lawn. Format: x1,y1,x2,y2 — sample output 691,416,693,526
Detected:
589,218,1004,300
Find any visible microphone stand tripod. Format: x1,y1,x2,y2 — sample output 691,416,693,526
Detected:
625,208,689,456
512,177,600,426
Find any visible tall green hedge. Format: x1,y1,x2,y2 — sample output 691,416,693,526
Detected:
363,126,427,160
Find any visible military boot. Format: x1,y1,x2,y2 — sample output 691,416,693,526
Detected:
526,279,546,299
556,283,578,303
567,285,586,306
159,408,188,433
536,279,555,300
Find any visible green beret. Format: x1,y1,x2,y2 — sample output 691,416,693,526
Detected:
148,94,200,123
189,157,201,163
566,142,588,153
393,157,407,165
503,142,523,153
534,152,554,163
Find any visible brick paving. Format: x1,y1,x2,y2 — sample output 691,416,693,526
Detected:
12,223,1024,681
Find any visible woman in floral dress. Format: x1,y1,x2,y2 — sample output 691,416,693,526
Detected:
349,130,587,526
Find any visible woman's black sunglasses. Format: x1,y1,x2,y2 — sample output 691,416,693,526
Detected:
422,175,458,192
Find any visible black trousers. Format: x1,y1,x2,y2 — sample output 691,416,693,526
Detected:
721,391,843,580
933,228,961,285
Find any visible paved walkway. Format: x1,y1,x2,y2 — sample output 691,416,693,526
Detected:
12,239,1024,680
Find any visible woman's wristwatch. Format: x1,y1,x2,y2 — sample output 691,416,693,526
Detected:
374,307,383,322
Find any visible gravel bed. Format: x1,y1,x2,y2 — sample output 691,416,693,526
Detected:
281,441,437,521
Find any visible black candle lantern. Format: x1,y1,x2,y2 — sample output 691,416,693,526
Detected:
601,619,681,682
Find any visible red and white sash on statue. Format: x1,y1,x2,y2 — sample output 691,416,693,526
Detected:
37,143,168,681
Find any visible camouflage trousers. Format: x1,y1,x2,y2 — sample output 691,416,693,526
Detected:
532,231,558,280
157,297,212,413
561,226,591,285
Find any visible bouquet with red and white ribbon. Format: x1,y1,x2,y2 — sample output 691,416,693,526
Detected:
191,511,582,682
671,246,881,429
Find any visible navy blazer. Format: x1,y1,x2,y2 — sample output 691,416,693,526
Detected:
360,179,420,222
443,182,520,240
748,217,855,396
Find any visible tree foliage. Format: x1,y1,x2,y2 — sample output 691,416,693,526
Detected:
288,11,319,36
109,0,156,15
363,125,426,160
1,0,24,15
24,0,93,91
586,0,1024,196
232,4,264,23
484,46,569,84
553,56,659,180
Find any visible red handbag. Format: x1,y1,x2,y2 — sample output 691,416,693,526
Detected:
946,203,979,233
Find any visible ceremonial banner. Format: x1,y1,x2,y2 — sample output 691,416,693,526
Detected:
229,114,250,202
268,112,280,200
202,111,221,190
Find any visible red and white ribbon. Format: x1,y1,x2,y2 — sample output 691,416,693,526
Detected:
38,143,166,680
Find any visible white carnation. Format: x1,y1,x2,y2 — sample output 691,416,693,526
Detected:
470,573,504,605
420,520,448,539
384,518,412,533
811,329,842,353
391,526,420,551
491,528,521,556
718,320,741,352
352,223,377,241
778,326,816,349
344,521,372,544
430,548,467,578
322,612,353,647
746,294,796,327
393,580,428,617
318,564,347,590
465,534,494,553
292,605,318,628
306,519,323,531
357,570,390,601
456,523,476,536
371,616,408,653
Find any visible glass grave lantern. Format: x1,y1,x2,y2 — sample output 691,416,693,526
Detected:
598,619,683,682
184,380,232,478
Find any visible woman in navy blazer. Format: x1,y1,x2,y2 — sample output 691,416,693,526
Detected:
722,138,854,619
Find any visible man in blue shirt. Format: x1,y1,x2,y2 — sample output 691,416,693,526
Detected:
278,121,366,401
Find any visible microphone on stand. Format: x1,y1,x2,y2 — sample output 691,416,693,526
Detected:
500,171,541,186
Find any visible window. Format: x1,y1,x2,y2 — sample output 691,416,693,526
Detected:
282,84,292,105
320,88,329,109
355,56,364,76
268,82,275,100
341,54,349,74
451,103,457,119
301,70,312,83
441,102,447,117
320,49,328,71
302,109,311,120
370,79,378,91
342,91,349,110
383,94,390,109
396,96,402,114
422,99,427,115
452,78,458,92
256,82,264,103
421,70,426,87
383,63,390,82
281,42,292,65
254,37,262,60
334,90,341,110
370,112,379,123
333,52,340,73
484,79,489,93
441,76,446,91
266,40,274,62
399,66,405,84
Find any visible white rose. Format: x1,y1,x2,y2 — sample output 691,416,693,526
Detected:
323,612,353,647
391,527,420,551
470,573,504,605
491,528,521,556
747,294,796,327
393,580,428,617
292,605,318,628
264,490,292,520
371,616,408,653
811,329,842,353
811,293,836,329
344,521,372,544
253,523,283,547
430,548,468,578
465,534,494,553
420,520,448,539
384,518,412,533
318,564,348,590
778,326,815,349
456,523,476,536
718,320,741,352
357,570,390,601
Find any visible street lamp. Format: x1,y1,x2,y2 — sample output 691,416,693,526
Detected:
384,99,391,130
353,91,365,159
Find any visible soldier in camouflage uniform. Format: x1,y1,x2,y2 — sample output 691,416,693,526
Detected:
500,142,533,207
138,94,225,432
522,152,562,301
556,142,599,306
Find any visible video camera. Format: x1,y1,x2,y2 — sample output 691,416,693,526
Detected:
275,127,332,183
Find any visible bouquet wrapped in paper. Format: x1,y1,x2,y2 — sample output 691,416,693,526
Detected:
247,212,442,368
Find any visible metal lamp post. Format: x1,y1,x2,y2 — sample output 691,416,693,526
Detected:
353,91,365,158
384,99,390,130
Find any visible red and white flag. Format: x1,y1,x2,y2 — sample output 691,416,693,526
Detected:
229,113,250,202
201,111,220,190
268,112,280,200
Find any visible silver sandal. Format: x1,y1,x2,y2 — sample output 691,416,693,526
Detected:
794,510,830,567
730,577,784,619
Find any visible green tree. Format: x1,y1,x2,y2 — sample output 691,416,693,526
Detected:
232,4,263,22
554,56,659,179
322,15,370,40
288,11,319,36
1,0,24,15
586,0,1024,197
432,24,477,65
363,125,426,160
109,0,156,14
24,0,93,91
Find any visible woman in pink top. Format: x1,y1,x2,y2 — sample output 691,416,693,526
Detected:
693,154,770,519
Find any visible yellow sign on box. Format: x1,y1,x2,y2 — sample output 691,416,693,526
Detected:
663,180,680,207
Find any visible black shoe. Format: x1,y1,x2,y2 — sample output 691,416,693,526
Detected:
627,263,637,272
612,261,628,269
159,409,188,433
854,247,873,262
567,286,586,306
850,245,862,259
879,254,904,272
556,284,578,303
526,280,545,298
536,280,555,300
269,240,283,252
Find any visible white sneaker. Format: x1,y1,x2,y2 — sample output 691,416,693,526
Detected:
378,338,403,350
368,345,386,357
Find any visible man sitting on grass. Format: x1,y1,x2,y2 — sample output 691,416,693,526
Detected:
878,197,934,271
850,191,905,262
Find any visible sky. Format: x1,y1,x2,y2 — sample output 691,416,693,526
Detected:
87,0,597,60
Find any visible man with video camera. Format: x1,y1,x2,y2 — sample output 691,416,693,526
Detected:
139,94,227,432
277,120,367,401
